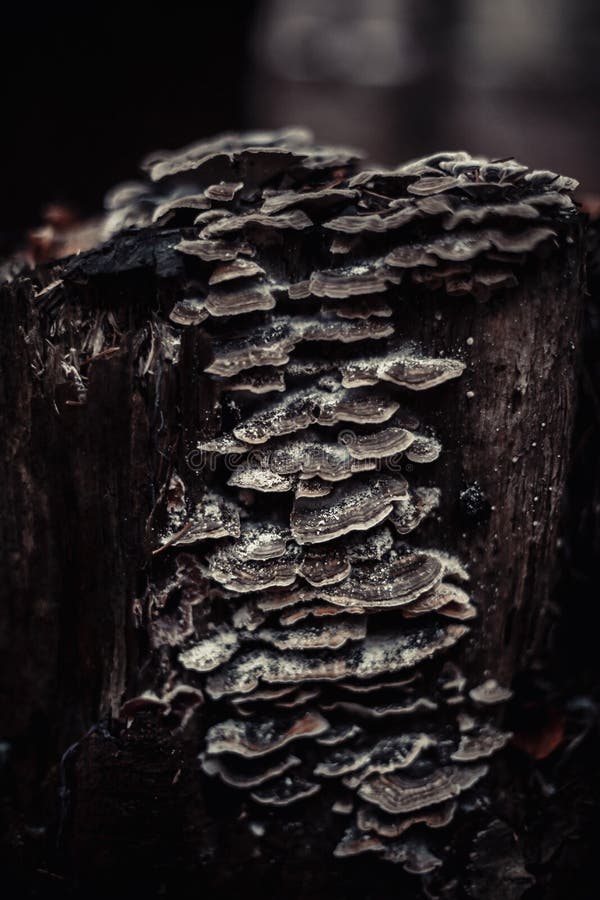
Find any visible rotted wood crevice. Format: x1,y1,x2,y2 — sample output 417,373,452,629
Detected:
0,131,585,897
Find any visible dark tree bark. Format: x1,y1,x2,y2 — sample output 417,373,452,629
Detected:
0,136,590,899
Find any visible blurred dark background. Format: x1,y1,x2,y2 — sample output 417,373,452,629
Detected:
2,0,600,247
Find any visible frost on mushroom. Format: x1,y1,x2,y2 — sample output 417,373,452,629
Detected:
314,733,433,780
103,133,576,879
290,475,409,544
232,384,401,444
157,475,241,546
201,626,469,699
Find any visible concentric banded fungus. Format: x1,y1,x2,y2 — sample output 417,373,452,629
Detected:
317,553,444,609
320,698,438,720
356,799,457,838
142,127,314,183
207,316,394,377
232,385,400,444
203,282,278,318
175,238,254,262
295,478,333,499
228,434,377,491
241,551,442,614
315,734,433,780
204,711,329,757
200,209,313,238
401,582,471,618
92,132,574,879
225,368,286,394
278,602,363,626
206,542,357,593
339,351,465,390
255,618,366,651
450,725,512,761
227,430,411,489
307,264,402,298
169,296,209,326
260,187,358,216
385,227,555,269
340,425,415,459
290,476,408,544
202,626,468,699
357,764,488,815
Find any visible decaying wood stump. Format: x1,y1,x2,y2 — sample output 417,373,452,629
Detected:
0,131,586,898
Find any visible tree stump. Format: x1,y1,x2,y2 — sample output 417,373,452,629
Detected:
0,133,586,898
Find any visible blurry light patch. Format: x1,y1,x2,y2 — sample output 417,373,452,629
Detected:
254,0,424,86
459,0,564,87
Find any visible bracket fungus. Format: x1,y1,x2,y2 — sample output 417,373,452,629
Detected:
88,131,579,881
203,710,329,758
356,764,489,815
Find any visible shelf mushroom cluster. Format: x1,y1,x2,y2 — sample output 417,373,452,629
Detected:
113,131,577,874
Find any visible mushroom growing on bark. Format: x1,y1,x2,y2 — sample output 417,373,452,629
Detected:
0,128,584,895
